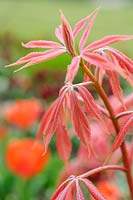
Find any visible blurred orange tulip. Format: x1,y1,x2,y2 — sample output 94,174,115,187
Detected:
5,99,42,129
5,138,50,178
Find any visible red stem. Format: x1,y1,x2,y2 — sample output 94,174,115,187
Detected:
78,165,127,179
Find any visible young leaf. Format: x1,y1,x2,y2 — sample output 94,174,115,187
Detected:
70,90,91,149
56,115,72,165
73,8,99,38
56,180,75,200
61,11,75,56
77,86,108,133
107,70,124,104
111,114,133,152
8,49,65,72
50,177,74,200
22,40,63,49
82,52,115,71
79,10,98,51
36,90,66,152
36,99,58,140
84,35,133,51
76,180,85,200
65,56,81,83
107,47,133,73
80,178,106,200
55,25,64,44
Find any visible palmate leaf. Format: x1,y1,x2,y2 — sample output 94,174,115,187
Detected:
111,114,133,152
50,165,126,200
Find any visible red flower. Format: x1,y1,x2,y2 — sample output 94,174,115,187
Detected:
5,138,50,178
5,99,42,129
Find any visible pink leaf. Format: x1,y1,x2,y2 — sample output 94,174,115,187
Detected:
36,100,58,140
70,90,91,149
50,177,74,200
65,56,81,83
7,51,47,67
95,67,105,85
64,184,75,200
56,180,75,200
82,52,115,71
81,178,106,200
107,70,124,103
73,8,99,38
82,63,91,82
111,114,133,152
76,180,85,200
84,35,133,51
13,49,65,72
116,93,133,114
55,26,64,44
36,90,66,152
79,10,98,51
109,52,133,87
56,116,72,164
107,47,133,73
77,86,108,133
61,12,75,56
22,40,63,49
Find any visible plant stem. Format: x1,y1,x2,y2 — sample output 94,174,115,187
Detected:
79,165,126,179
80,62,133,199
